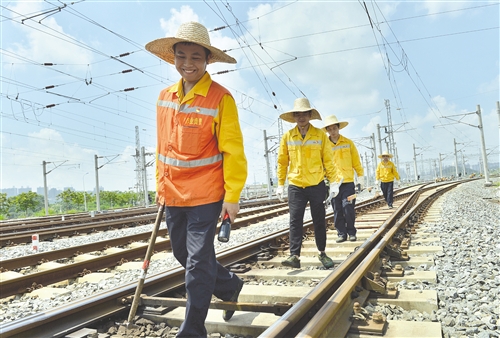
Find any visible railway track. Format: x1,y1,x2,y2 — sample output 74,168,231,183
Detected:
0,181,465,337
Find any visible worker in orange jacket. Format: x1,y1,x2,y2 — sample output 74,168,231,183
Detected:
146,22,247,337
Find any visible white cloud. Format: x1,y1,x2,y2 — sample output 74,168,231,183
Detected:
159,5,200,36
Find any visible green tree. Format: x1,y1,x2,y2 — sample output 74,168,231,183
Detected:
100,190,120,209
57,189,77,211
0,193,10,218
12,191,43,216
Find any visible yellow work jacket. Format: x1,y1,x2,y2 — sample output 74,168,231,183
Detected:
376,160,400,183
329,134,364,183
277,124,336,188
156,72,247,206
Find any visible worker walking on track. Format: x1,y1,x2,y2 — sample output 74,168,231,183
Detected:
375,151,400,209
146,22,247,338
276,97,338,269
324,115,364,243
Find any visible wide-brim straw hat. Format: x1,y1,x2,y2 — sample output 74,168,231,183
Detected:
145,21,236,65
279,98,322,123
378,151,393,158
323,115,348,130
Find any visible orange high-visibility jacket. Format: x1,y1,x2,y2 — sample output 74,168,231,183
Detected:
156,73,247,207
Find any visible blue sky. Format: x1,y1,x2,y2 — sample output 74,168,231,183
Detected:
1,0,499,193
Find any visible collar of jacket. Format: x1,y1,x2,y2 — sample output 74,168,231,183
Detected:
330,133,347,145
290,124,321,140
168,71,212,102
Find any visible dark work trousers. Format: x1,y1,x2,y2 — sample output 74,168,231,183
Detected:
332,182,357,238
380,181,394,207
165,201,242,338
287,181,327,256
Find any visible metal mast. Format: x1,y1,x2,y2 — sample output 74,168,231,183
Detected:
135,126,145,205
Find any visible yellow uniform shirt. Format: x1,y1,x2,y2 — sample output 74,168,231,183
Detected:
329,134,364,183
376,160,400,183
277,124,337,187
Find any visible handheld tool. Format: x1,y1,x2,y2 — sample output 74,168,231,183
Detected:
120,204,165,329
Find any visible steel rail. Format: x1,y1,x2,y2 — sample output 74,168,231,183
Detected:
294,183,461,337
0,227,291,337
258,188,417,338
1,181,463,337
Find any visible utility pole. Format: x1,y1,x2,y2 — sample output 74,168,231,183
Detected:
42,160,68,215
264,130,279,199
95,154,120,212
438,153,444,178
43,161,50,216
476,104,492,185
364,152,370,186
371,133,377,186
141,147,149,207
134,126,145,205
453,138,459,178
95,155,101,212
376,123,383,156
412,144,419,181
384,99,396,158
460,151,466,176
263,130,272,199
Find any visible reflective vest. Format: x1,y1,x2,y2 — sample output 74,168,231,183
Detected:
156,82,229,207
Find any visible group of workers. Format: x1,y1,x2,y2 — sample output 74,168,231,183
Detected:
144,21,400,337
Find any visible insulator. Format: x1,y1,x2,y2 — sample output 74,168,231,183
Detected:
124,87,134,92
46,104,55,108
43,63,54,66
45,85,55,89
119,52,130,57
122,69,132,73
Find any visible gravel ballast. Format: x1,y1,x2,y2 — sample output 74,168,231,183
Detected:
1,179,499,338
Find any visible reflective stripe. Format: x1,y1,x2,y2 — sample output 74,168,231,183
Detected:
287,140,323,146
158,100,179,110
332,144,350,151
158,100,218,117
158,153,222,168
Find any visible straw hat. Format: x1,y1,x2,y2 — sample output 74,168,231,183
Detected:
378,151,393,158
279,98,322,123
323,115,348,130
145,21,236,64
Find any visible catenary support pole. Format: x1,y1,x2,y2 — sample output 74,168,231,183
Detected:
476,105,492,186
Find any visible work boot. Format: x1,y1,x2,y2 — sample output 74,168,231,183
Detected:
222,278,244,321
281,255,300,268
318,252,334,269
336,236,347,243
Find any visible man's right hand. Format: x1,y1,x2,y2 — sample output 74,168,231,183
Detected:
276,185,285,202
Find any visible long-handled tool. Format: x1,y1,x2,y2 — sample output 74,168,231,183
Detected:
120,204,165,329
